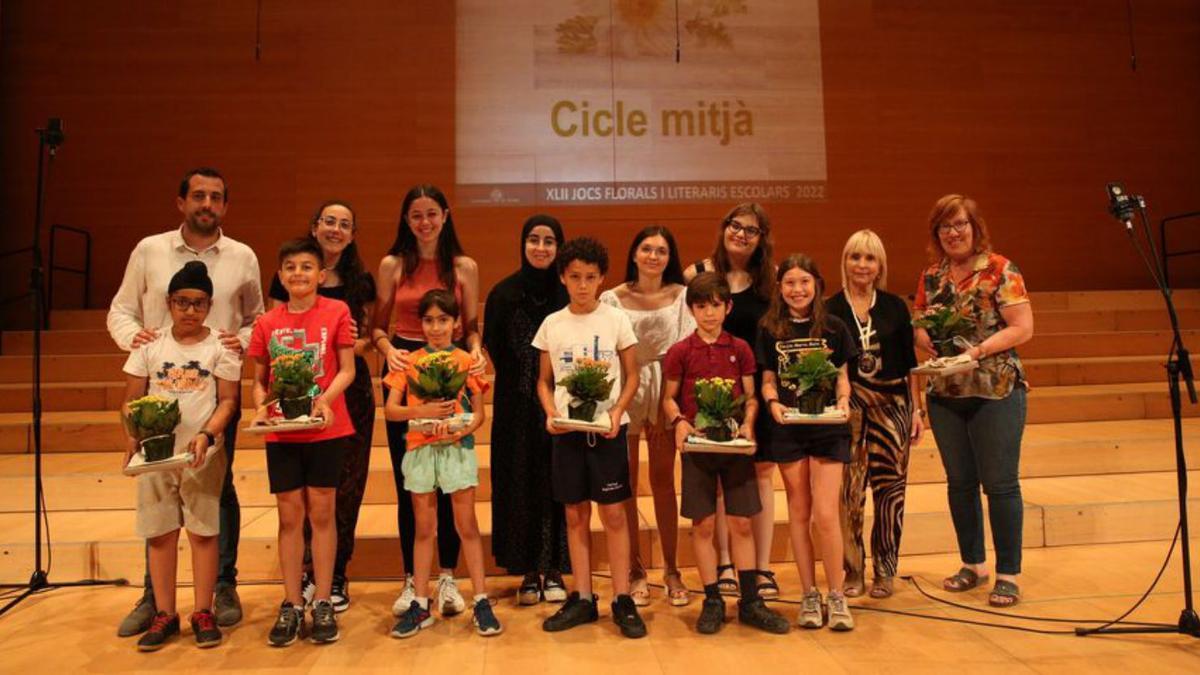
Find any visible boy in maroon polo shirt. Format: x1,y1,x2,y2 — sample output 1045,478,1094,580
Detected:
662,272,789,636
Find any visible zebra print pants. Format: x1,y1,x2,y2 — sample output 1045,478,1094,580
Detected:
839,384,913,580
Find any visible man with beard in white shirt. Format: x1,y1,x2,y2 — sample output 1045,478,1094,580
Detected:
108,167,264,636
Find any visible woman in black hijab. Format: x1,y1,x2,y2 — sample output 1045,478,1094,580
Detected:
483,214,572,605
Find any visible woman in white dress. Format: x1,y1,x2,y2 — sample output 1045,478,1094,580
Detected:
600,225,695,606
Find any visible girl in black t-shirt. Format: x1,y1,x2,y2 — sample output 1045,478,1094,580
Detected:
758,254,857,631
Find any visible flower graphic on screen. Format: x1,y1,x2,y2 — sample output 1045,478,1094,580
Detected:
556,0,748,57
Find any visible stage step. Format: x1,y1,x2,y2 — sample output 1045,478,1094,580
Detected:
1,470,1194,584
1,419,1196,514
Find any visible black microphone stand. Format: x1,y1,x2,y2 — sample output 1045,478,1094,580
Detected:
0,120,127,618
1076,195,1199,638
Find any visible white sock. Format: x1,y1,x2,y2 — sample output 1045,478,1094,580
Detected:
473,593,488,603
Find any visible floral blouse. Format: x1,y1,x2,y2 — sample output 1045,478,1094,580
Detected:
913,252,1030,399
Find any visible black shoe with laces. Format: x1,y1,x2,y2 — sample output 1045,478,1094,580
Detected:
267,601,305,647
738,597,790,634
518,572,542,606
542,570,568,603
136,611,180,651
310,599,340,644
611,594,648,639
542,591,599,632
190,609,222,648
696,596,726,634
330,576,350,613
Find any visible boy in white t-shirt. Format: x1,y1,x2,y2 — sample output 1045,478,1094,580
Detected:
532,237,646,638
120,261,241,651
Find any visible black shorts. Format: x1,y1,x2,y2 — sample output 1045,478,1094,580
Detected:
266,436,349,493
761,425,852,465
680,452,761,520
551,426,632,505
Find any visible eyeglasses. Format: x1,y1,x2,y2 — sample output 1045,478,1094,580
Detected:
170,297,211,312
319,215,354,230
726,220,763,239
937,219,972,234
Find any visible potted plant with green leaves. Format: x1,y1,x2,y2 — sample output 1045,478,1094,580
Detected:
779,350,839,414
407,351,471,432
556,358,615,423
693,377,745,442
270,352,318,419
124,395,182,462
913,304,975,358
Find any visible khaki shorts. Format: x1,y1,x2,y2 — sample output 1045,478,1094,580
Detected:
136,446,227,539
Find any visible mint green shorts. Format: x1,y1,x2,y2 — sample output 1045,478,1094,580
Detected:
401,442,479,494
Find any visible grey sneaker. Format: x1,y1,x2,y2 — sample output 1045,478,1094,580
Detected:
826,591,855,631
799,588,824,629
117,593,157,637
310,600,340,644
214,584,243,627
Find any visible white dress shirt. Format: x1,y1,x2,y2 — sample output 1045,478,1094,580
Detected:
106,226,265,351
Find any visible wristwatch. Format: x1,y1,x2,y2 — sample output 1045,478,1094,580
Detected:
669,414,686,428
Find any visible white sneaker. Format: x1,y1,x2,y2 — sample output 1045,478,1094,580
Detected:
392,577,416,617
826,591,854,631
301,572,316,609
798,588,824,629
436,574,466,616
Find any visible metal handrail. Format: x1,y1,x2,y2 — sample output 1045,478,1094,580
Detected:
48,224,92,312
1160,211,1200,287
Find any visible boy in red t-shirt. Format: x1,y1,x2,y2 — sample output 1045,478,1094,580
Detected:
247,238,355,647
662,272,789,635
383,289,499,638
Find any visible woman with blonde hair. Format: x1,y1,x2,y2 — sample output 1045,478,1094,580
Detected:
826,229,922,599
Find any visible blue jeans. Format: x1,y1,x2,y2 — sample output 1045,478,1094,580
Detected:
927,387,1026,575
144,407,241,595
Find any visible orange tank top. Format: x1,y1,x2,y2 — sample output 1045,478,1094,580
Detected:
392,258,465,341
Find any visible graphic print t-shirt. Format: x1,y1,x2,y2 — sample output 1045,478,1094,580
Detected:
755,315,856,442
123,331,242,459
531,303,638,425
247,296,355,443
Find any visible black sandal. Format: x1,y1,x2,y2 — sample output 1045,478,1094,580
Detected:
988,580,1021,608
943,566,989,593
756,569,780,599
716,564,739,596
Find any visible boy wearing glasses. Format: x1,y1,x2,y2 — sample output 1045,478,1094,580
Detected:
107,167,264,635
121,261,242,651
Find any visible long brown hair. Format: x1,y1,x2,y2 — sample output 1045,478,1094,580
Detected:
760,253,827,340
710,202,775,299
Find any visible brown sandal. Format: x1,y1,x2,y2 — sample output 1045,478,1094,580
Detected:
843,573,866,598
869,576,894,599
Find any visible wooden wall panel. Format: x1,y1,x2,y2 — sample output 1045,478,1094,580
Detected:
2,1,1198,331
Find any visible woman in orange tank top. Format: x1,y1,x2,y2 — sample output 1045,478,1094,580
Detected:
371,184,484,617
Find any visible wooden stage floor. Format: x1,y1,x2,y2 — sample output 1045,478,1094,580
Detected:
1,540,1198,673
